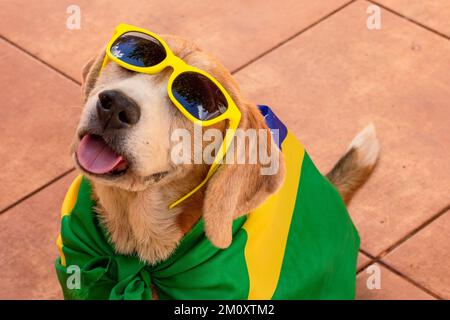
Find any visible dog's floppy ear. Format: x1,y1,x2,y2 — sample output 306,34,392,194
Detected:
81,50,106,100
202,103,286,248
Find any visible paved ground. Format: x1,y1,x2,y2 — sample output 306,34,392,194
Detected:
0,0,449,299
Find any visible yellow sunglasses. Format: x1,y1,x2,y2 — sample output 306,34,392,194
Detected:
101,23,242,209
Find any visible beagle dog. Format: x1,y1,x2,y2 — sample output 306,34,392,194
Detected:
56,31,379,300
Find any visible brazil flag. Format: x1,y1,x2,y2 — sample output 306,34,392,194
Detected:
55,106,360,300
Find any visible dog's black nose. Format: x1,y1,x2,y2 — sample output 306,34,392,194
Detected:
97,90,141,129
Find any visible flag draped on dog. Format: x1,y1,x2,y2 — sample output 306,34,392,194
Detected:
55,106,360,300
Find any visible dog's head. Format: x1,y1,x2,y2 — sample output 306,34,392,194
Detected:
74,34,285,248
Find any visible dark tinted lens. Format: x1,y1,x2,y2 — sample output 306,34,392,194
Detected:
110,32,167,67
172,72,228,121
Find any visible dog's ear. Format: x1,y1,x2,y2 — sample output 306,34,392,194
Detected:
81,50,106,100
202,103,286,248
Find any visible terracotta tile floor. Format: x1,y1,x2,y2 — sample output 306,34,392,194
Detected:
0,0,448,299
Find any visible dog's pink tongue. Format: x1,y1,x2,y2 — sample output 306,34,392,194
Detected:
76,135,124,174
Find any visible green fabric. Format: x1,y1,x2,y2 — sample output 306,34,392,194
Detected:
272,153,360,299
55,155,359,300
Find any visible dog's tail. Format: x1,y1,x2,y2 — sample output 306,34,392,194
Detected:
326,124,380,204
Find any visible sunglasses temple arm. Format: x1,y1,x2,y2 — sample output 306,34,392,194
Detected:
100,54,110,74
100,25,124,74
168,118,239,209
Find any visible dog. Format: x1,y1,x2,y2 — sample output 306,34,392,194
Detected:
56,31,379,300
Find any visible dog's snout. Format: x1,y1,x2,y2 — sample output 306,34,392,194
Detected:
97,90,141,129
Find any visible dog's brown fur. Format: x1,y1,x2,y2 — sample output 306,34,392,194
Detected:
327,124,380,204
327,148,374,204
75,34,379,271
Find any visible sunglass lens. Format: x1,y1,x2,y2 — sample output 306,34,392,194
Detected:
110,32,167,67
172,72,228,121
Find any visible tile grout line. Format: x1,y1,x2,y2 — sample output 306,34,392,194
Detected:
357,203,450,300
231,0,357,74
357,249,375,274
369,0,450,41
355,256,443,299
376,204,450,259
357,249,374,273
360,248,376,260
0,34,81,86
0,33,81,215
366,259,443,300
0,168,75,215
